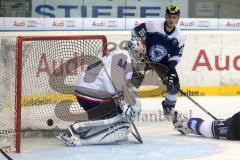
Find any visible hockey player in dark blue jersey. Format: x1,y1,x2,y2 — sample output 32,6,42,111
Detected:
129,5,185,118
173,111,240,140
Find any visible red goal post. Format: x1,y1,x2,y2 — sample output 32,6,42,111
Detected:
12,35,107,153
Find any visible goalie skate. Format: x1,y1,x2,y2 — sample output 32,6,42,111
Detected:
56,131,80,147
173,111,192,135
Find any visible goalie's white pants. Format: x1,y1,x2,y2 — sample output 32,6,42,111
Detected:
67,115,132,146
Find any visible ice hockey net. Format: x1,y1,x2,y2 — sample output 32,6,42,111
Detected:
0,35,107,153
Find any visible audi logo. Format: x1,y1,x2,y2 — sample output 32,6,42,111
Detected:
27,21,37,27
106,21,118,27
196,21,209,27
66,21,75,27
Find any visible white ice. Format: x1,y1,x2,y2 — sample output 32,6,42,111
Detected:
5,96,240,160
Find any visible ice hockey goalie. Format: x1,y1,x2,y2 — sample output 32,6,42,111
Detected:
57,49,142,146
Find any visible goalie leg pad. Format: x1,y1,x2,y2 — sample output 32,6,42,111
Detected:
71,121,131,145
57,115,131,146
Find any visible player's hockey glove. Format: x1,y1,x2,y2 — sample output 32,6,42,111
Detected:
162,73,176,87
172,111,193,135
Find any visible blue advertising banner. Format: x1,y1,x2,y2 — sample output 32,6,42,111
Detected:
32,0,188,18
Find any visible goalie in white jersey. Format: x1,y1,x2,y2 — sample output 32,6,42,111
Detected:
57,49,142,146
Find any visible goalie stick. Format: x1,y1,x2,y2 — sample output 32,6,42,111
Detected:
101,61,143,144
125,106,143,143
0,148,13,160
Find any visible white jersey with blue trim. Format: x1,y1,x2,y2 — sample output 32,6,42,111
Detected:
145,20,184,44
75,50,133,100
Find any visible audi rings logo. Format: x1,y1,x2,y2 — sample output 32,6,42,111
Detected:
27,21,37,27
66,21,75,27
196,21,209,28
106,21,118,27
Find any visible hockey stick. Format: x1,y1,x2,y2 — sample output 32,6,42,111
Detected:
101,62,143,144
144,62,218,120
125,106,143,143
0,148,13,160
178,89,218,120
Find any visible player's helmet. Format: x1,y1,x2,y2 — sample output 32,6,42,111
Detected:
166,5,180,16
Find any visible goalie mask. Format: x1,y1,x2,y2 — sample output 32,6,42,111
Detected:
128,37,146,63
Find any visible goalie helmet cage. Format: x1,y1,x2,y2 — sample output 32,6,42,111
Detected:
5,35,107,153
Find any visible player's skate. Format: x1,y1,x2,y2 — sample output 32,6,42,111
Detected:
172,111,192,135
162,101,174,120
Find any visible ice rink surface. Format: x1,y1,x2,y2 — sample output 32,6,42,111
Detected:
6,96,240,160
